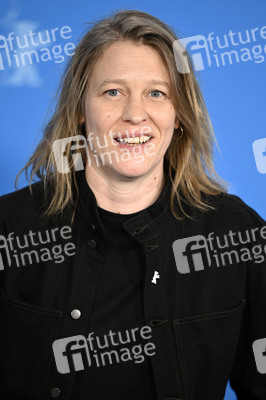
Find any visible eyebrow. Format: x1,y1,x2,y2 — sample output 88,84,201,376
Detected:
97,78,170,90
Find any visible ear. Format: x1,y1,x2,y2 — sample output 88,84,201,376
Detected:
174,116,179,130
79,115,85,124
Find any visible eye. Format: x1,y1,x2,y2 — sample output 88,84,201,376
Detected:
149,90,165,98
104,89,120,97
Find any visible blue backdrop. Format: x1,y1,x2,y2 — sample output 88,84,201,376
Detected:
1,1,265,398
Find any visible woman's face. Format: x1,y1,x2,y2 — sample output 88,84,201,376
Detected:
82,40,179,178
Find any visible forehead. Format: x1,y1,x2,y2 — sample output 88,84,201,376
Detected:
90,40,171,84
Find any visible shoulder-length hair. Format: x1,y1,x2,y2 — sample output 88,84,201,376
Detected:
17,9,226,219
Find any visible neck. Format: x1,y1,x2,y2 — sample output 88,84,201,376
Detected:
84,164,165,214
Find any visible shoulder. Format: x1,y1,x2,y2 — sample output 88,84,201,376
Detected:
215,192,264,221
201,191,265,229
0,181,45,215
0,181,48,233
0,180,74,234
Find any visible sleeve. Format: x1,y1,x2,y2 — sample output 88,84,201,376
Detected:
229,208,266,399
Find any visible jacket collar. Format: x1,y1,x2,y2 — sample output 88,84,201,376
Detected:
75,163,175,242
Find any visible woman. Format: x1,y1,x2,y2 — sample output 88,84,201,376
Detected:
0,9,265,400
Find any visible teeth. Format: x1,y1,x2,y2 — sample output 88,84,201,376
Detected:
116,135,151,145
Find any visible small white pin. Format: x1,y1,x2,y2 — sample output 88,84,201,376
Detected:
151,271,160,284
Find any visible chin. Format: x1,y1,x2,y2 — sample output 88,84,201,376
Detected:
113,161,152,178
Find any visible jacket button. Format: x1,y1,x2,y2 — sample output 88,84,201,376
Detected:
87,239,97,248
71,309,81,319
89,224,97,232
50,387,61,398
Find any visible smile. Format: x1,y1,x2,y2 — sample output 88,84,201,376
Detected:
115,135,152,146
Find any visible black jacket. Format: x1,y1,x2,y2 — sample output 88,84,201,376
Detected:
0,172,266,400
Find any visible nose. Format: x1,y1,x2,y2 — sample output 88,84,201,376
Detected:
121,95,148,124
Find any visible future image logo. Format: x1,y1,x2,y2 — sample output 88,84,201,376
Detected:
173,36,211,73
52,129,155,174
0,225,76,270
173,25,266,73
172,235,211,273
252,338,266,374
172,226,266,274
52,326,156,374
0,26,75,71
52,135,88,174
52,335,91,374
252,138,266,174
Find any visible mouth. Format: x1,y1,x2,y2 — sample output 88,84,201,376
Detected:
115,135,153,146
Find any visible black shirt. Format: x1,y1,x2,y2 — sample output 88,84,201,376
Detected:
71,206,157,399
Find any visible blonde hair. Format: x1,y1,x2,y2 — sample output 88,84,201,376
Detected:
17,9,226,219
